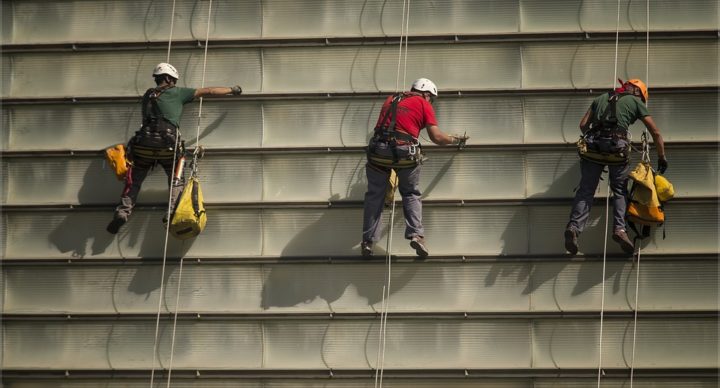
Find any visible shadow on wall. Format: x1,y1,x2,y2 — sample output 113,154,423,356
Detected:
487,156,625,297
48,159,115,258
260,156,445,309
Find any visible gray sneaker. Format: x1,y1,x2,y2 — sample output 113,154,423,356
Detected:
361,241,373,257
612,229,635,255
410,236,429,257
564,228,579,256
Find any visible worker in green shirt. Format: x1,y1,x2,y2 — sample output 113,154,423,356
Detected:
565,79,667,255
107,63,242,234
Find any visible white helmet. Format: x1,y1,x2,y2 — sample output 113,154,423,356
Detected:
153,63,179,80
411,78,438,96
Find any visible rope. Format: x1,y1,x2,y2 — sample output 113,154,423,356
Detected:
166,0,177,63
630,5,651,387
149,0,213,386
375,1,411,387
597,1,623,386
164,1,214,387
149,1,180,385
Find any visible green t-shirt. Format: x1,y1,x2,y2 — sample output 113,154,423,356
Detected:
590,92,650,130
155,86,196,128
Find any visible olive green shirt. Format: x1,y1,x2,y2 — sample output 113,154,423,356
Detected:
591,92,650,130
155,86,196,128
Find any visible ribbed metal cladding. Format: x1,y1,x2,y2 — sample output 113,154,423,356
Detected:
2,202,718,259
2,41,718,98
3,93,716,151
2,147,717,205
2,0,718,384
4,260,717,314
3,379,720,388
3,318,717,369
3,0,717,44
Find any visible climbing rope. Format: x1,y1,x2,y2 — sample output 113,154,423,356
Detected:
375,2,411,387
149,1,180,385
164,0,214,387
629,6,652,386
149,1,213,387
166,0,177,62
596,1,623,386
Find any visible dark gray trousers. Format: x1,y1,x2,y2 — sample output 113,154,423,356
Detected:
567,159,631,233
362,141,424,242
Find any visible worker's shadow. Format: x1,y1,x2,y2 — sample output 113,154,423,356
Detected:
488,155,624,298
260,159,420,310
47,159,116,258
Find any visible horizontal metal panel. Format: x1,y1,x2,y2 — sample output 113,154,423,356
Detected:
3,379,719,388
2,147,716,205
521,41,718,89
3,41,717,98
4,0,717,45
520,0,718,33
4,260,716,314
3,318,716,369
3,49,263,98
3,203,717,259
2,93,716,152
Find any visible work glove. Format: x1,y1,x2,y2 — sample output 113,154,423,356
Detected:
657,156,668,174
230,85,243,95
450,133,469,148
450,133,469,145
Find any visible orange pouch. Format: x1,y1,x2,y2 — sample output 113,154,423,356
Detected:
105,144,129,180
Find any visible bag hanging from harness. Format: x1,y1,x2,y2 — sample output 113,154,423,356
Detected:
577,92,632,165
367,93,424,169
626,161,675,241
170,176,207,240
133,85,179,150
627,162,664,226
104,144,129,180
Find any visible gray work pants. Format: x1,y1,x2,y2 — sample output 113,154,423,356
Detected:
362,141,424,242
567,159,631,233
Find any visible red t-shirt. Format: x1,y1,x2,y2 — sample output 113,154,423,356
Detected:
374,93,437,139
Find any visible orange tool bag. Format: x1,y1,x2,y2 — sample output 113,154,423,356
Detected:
105,144,129,180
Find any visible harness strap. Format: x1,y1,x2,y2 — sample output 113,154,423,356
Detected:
131,144,177,160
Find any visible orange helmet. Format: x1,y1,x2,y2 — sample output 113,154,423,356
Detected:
626,79,648,103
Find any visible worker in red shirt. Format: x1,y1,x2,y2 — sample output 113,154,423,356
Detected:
361,78,468,257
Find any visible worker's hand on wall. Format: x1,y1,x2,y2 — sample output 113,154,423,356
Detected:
230,85,243,95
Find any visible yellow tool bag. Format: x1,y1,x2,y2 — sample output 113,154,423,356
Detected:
627,161,667,230
170,177,207,240
105,144,129,180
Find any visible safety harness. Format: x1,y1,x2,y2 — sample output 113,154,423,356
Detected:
131,84,180,160
577,92,633,165
367,93,424,169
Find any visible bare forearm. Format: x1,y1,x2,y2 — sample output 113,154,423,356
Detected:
641,116,665,158
194,87,232,97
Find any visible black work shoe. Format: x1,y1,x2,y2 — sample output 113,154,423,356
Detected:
361,241,373,257
612,229,635,255
564,228,579,256
410,236,429,257
106,216,127,234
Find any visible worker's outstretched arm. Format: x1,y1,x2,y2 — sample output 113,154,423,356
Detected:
640,115,668,172
194,85,242,98
426,125,467,146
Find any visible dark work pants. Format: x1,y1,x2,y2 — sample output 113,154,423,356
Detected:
567,159,631,233
114,154,184,221
362,140,424,243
